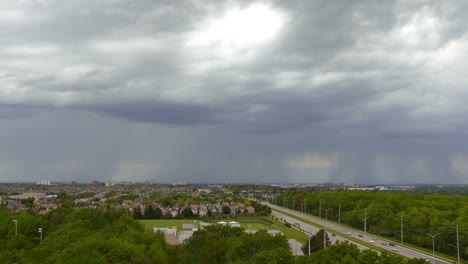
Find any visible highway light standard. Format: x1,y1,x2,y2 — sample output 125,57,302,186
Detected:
308,230,312,255
324,209,329,248
12,220,17,235
363,208,368,234
448,244,459,264
38,228,43,243
427,233,439,264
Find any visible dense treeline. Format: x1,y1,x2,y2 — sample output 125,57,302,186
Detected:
174,225,294,264
0,205,432,263
296,241,428,264
0,206,171,263
251,200,272,216
274,190,468,260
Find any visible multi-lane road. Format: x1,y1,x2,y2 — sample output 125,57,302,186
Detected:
271,210,370,252
264,202,451,264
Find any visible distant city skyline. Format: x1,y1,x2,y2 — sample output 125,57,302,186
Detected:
1,1,468,184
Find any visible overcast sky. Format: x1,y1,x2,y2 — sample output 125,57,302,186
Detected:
1,0,468,184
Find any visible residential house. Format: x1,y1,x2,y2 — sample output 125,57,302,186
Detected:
229,205,237,216
198,205,208,217
246,206,256,214
170,207,179,218
6,200,25,211
190,204,199,215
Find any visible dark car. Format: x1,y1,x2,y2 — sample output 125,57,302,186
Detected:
358,234,363,237
389,243,395,246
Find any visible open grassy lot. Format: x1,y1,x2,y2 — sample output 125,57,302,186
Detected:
138,219,190,231
138,216,308,242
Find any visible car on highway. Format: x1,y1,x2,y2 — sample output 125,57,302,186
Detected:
358,234,363,237
347,231,352,235
392,248,399,252
369,239,375,243
389,243,395,246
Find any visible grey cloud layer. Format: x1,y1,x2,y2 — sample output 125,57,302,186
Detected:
1,0,468,183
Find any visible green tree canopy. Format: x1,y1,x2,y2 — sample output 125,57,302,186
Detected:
302,229,331,255
181,207,194,219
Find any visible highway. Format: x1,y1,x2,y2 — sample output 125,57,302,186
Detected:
271,210,370,252
264,202,451,264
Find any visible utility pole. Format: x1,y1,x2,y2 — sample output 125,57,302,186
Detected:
456,225,460,264
319,199,322,218
304,198,307,214
323,228,326,249
293,200,295,211
38,228,43,243
338,204,341,224
428,233,439,264
363,208,368,233
401,214,404,245
324,209,329,249
13,220,18,236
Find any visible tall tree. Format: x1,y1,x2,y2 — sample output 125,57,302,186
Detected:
181,208,193,219
302,229,331,255
144,205,155,219
222,206,231,215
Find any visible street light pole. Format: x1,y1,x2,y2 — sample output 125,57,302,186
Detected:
304,198,306,214
428,233,439,264
308,230,312,256
363,208,368,234
456,225,460,264
401,214,403,245
338,204,341,225
13,220,17,235
324,209,329,249
38,228,43,243
319,199,321,218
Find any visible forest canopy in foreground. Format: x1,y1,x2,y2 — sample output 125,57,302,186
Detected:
0,206,432,263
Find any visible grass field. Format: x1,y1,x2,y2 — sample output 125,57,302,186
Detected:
138,216,308,242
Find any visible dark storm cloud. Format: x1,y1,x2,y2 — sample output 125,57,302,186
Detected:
1,0,468,183
84,100,217,124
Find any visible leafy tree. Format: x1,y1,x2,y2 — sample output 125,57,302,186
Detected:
153,207,163,219
251,201,272,216
181,208,194,219
407,258,431,264
21,197,35,208
133,206,143,220
301,229,331,255
222,206,231,215
251,247,294,264
144,204,153,219
160,197,175,207
179,225,292,264
297,241,403,264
